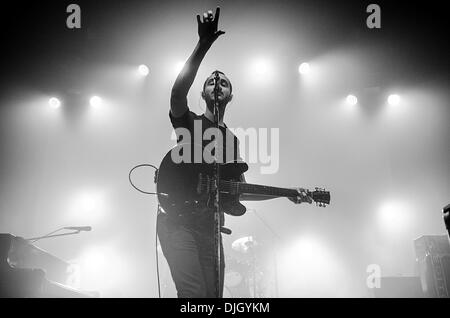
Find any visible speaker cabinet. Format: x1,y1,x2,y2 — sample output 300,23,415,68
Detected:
414,235,450,298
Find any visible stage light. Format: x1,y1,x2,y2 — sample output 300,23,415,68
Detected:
77,245,129,294
378,201,411,234
174,61,185,75
247,57,275,84
89,96,102,107
388,94,400,106
49,97,61,108
81,248,107,275
138,64,149,76
67,189,107,224
346,94,358,106
251,58,271,76
298,62,310,75
278,236,347,296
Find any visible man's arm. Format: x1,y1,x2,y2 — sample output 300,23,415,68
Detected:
238,174,313,204
170,7,225,118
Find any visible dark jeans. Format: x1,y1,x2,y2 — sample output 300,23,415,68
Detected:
157,212,224,298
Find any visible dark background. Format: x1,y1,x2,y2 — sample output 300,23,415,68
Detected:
0,0,448,91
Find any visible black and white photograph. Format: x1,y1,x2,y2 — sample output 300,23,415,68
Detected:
0,0,449,300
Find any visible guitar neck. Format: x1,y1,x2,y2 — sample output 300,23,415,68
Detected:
220,180,298,198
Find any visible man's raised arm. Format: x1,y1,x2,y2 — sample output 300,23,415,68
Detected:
170,7,225,118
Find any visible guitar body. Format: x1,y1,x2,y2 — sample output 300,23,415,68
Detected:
156,144,249,218
156,144,330,218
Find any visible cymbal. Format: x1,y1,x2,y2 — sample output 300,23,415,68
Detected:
231,236,257,253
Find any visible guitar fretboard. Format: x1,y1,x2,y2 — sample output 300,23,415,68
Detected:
218,180,298,197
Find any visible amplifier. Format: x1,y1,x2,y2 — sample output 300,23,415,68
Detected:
414,235,450,298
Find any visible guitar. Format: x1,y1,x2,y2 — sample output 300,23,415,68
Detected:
156,144,330,217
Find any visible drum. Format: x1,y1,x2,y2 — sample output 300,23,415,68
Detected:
224,258,251,297
225,270,243,288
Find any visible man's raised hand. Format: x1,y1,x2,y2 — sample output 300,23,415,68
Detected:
197,7,225,45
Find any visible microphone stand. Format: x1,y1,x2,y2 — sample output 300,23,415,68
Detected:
26,227,85,243
212,71,222,298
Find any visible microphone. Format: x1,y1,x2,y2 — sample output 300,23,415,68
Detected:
63,226,92,232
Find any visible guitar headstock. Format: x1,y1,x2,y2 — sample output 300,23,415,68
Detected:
308,187,330,207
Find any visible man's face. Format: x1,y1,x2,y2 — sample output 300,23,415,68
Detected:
202,73,232,107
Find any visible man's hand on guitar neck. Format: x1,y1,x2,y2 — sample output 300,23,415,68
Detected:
288,188,313,204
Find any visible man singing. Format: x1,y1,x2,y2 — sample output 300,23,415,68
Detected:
157,7,311,298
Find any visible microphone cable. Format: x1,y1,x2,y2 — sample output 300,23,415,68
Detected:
128,164,158,195
128,163,162,298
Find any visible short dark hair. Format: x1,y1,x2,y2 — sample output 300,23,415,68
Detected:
203,70,232,93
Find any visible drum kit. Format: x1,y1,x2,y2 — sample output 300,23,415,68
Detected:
223,235,268,298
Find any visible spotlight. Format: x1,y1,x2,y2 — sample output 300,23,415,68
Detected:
68,189,107,224
278,236,346,296
89,96,102,107
388,94,400,106
248,57,275,84
298,62,310,75
378,201,411,234
251,58,271,76
138,64,149,76
174,61,185,75
77,245,128,293
49,97,61,108
346,94,358,106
